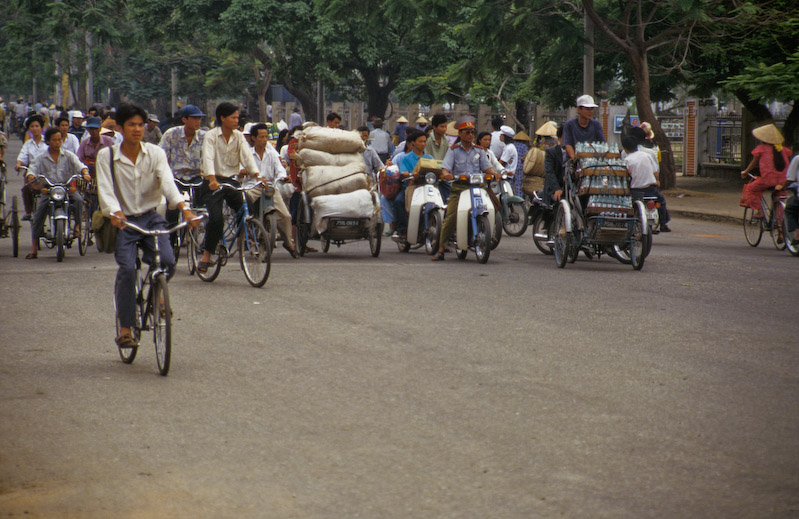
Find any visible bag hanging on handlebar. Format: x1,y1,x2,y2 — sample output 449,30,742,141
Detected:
92,148,119,253
379,165,401,200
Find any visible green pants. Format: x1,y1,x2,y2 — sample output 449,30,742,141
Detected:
439,183,468,249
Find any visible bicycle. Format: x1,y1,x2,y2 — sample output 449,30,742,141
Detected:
190,182,272,287
114,216,204,376
743,173,788,250
173,177,206,274
77,176,97,255
0,160,21,257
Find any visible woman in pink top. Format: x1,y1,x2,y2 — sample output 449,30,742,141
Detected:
740,123,791,217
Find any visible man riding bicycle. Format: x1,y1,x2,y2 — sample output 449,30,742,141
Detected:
96,103,198,350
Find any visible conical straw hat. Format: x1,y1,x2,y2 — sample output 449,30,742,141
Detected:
752,123,783,145
513,130,531,142
535,121,557,137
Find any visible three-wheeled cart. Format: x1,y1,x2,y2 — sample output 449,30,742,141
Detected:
552,145,649,270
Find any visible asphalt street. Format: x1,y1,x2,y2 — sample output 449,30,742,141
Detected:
1,139,798,518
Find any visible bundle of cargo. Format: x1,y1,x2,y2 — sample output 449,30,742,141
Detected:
297,127,371,197
575,148,632,216
310,189,377,234
521,146,546,196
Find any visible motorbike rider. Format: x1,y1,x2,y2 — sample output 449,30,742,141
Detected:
431,116,497,261
16,114,48,221
392,129,433,240
24,127,91,259
622,135,671,232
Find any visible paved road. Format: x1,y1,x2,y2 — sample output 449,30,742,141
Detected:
1,139,798,518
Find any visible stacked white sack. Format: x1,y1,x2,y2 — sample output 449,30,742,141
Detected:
310,189,378,234
298,127,370,197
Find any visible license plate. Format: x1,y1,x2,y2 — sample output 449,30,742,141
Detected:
333,219,360,227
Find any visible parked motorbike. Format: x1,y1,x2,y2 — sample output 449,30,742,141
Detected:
449,172,496,264
393,170,445,254
33,173,84,261
491,171,528,237
528,190,554,255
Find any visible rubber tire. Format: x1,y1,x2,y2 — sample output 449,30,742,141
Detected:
79,201,90,256
643,228,653,258
503,201,528,237
11,196,20,258
196,244,222,283
783,214,799,256
321,234,331,253
456,248,468,260
424,211,441,255
743,207,763,247
369,222,383,257
397,237,411,252
55,219,65,262
531,211,553,255
771,202,786,250
491,211,502,250
239,217,271,288
262,213,278,253
630,217,645,270
152,274,172,376
474,215,491,264
553,204,569,268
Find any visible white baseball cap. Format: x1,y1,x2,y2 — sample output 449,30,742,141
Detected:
500,125,515,138
70,110,85,119
243,122,255,135
576,95,598,108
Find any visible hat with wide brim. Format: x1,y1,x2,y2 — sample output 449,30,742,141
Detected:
396,116,408,124
416,116,428,125
535,121,558,137
752,123,783,145
513,130,531,142
446,121,458,136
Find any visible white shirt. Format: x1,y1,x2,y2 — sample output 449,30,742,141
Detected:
490,131,505,158
61,132,81,156
251,144,287,184
500,142,518,172
202,127,259,179
96,142,185,217
486,148,503,173
625,150,659,188
784,155,799,184
16,137,48,166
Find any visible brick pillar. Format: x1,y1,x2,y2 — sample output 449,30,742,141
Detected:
686,101,696,176
601,101,609,138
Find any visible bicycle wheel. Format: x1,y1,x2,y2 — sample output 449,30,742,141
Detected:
783,213,799,256
263,212,277,253
195,219,222,282
770,202,786,250
152,274,172,376
629,215,645,271
369,222,383,257
11,196,20,258
531,211,553,255
239,217,271,287
503,201,528,236
553,204,569,268
114,281,140,364
743,207,763,247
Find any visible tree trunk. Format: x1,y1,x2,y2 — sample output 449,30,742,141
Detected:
629,48,676,189
284,85,316,124
362,67,393,119
515,100,531,133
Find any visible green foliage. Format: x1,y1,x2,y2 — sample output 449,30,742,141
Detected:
721,51,799,102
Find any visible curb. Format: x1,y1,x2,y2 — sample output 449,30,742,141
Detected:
670,209,741,225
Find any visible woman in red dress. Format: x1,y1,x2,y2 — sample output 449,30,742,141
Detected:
740,123,791,217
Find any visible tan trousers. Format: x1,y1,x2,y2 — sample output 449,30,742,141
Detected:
248,185,295,248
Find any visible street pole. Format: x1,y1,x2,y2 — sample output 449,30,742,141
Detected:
583,13,594,97
171,67,178,118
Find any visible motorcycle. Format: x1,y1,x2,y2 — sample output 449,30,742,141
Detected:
393,170,445,254
33,173,84,261
491,171,528,238
528,190,555,255
449,172,496,264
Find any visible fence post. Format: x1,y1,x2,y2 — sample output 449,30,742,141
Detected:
685,100,696,176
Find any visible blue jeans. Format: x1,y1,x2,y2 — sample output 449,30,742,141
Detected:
380,194,395,225
114,211,175,328
393,181,410,232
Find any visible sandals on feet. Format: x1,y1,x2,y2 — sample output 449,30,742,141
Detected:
283,242,300,259
115,333,139,349
25,252,37,259
431,252,445,261
197,260,215,273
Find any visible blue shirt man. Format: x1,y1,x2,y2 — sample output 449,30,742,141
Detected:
562,94,605,160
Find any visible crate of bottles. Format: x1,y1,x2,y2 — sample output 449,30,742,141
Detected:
578,174,629,196
585,194,634,217
574,141,621,160
578,157,628,179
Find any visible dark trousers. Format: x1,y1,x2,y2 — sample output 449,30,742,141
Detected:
114,212,175,328
201,178,243,254
785,196,799,234
166,176,201,245
631,185,670,224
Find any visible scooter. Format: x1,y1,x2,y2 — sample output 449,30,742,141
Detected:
528,190,554,255
450,172,496,264
491,171,528,237
394,170,445,254
34,173,83,261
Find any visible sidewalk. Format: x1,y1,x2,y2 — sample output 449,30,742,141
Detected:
663,175,744,224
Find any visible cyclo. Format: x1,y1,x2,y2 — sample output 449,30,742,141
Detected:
0,160,21,257
551,143,649,270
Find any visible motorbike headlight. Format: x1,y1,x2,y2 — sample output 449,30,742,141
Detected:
501,173,508,180
470,174,483,184
51,186,66,201
424,172,436,185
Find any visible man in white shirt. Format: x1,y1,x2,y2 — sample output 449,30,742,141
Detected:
16,114,48,220
198,102,260,272
55,116,81,155
622,135,670,232
96,103,197,349
247,123,299,258
498,126,518,172
489,117,505,158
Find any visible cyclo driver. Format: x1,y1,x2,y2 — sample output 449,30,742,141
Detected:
432,116,496,261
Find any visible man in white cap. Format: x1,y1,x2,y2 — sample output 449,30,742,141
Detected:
68,110,86,140
562,94,605,160
498,125,518,172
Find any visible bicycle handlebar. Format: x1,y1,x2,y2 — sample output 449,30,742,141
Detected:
117,214,206,235
174,178,204,188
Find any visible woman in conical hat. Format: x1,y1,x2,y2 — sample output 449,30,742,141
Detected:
740,123,791,219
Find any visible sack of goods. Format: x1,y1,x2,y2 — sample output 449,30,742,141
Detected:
379,165,402,200
298,148,363,169
298,126,365,154
522,175,545,196
310,189,377,234
304,162,370,197
522,146,545,177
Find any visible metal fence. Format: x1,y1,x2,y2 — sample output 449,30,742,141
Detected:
706,115,742,164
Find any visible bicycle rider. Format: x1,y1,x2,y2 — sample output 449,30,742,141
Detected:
96,103,198,350
197,102,261,273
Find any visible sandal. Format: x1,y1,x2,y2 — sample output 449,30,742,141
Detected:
25,252,37,259
115,333,139,349
431,251,445,261
197,260,215,273
282,242,300,259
